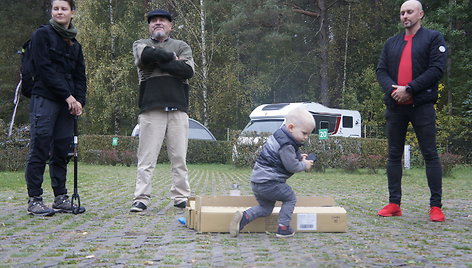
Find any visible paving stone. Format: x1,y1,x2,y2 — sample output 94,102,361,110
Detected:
0,164,471,267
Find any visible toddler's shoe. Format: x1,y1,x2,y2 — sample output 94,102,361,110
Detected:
276,224,295,238
429,206,445,222
229,211,250,237
378,203,402,217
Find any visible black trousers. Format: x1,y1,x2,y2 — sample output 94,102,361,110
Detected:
25,95,74,197
386,103,442,207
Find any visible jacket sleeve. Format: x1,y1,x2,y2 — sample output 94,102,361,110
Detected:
160,41,195,80
279,145,306,174
132,40,147,67
73,44,87,106
159,60,194,79
376,40,396,95
141,46,175,66
408,32,448,94
31,27,71,101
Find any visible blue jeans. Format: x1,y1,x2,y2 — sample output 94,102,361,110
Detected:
25,95,74,197
245,181,297,227
386,103,442,207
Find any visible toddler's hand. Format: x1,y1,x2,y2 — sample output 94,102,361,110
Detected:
304,159,314,171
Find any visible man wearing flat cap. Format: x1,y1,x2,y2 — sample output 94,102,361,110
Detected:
130,9,195,212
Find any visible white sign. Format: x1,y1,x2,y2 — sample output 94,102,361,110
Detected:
404,145,410,169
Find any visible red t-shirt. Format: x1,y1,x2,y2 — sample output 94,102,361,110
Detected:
394,34,414,105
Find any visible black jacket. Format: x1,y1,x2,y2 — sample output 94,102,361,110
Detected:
376,27,447,108
31,24,87,106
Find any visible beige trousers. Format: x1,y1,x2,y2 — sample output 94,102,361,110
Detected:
133,109,190,206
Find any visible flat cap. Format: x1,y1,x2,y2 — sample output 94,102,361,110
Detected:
146,9,172,23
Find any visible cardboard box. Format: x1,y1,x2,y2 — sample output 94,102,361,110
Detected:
184,197,196,229
185,199,196,229
189,195,346,233
198,206,347,233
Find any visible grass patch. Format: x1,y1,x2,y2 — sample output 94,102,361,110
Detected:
162,255,183,265
10,252,32,258
0,172,26,190
454,245,471,250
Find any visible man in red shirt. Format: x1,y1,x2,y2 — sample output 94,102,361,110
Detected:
376,0,448,222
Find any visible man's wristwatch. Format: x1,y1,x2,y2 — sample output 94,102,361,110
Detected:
405,85,412,93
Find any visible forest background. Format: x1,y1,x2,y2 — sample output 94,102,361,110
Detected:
0,0,470,157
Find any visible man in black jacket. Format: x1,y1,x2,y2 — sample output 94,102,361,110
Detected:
376,0,447,222
130,9,195,212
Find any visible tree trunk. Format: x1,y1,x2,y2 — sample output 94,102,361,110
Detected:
109,0,119,134
318,0,330,106
200,0,209,127
447,0,454,115
341,2,352,107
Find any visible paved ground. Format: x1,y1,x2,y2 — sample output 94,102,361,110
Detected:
0,164,471,267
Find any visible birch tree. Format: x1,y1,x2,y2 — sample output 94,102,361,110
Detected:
75,0,141,135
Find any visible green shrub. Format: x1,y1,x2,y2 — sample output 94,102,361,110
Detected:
364,154,385,174
340,154,362,172
440,152,462,177
0,121,29,172
231,132,388,169
78,135,231,166
0,147,28,171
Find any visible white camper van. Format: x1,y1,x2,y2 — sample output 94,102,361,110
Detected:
241,102,362,137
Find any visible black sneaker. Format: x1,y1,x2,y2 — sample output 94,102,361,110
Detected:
52,194,86,214
130,201,147,212
27,196,55,216
229,211,250,237
276,224,295,238
174,201,187,208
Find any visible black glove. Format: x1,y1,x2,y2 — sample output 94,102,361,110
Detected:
141,46,174,66
159,60,194,79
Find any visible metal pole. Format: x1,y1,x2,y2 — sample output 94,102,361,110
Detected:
8,80,22,137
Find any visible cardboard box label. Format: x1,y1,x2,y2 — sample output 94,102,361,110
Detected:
297,213,317,231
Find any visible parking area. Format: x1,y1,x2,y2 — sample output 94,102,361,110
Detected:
0,164,471,266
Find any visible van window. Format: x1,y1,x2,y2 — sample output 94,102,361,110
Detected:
261,103,290,111
242,119,284,136
343,116,353,128
313,113,339,133
319,121,329,131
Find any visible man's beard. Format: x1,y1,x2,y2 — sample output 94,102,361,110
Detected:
152,31,166,39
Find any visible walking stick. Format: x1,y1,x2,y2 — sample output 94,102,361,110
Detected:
71,116,81,214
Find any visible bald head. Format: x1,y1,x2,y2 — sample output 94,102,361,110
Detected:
286,108,315,130
400,0,424,34
401,0,423,11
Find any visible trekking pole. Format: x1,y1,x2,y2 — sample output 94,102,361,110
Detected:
8,79,22,137
71,116,81,214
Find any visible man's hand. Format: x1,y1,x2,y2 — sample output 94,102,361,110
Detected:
66,95,83,116
391,85,412,103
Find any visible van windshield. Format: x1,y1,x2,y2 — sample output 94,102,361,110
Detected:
241,119,284,136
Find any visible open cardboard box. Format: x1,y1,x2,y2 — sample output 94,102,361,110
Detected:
185,195,347,233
